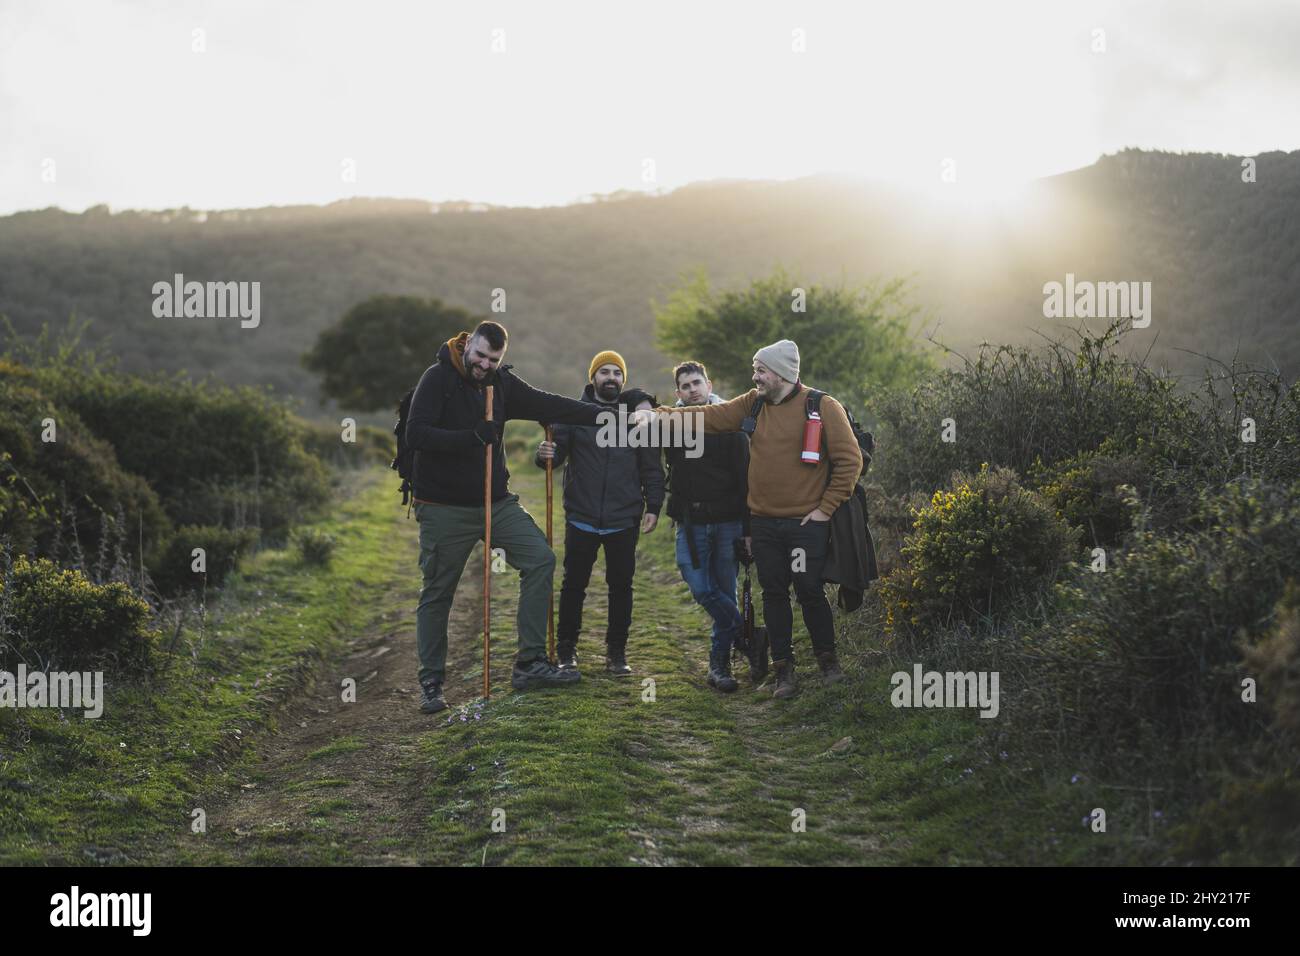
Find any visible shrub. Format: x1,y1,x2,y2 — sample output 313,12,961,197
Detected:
0,372,172,562
1030,441,1150,548
29,364,329,538
148,525,260,595
294,529,337,567
1241,584,1300,748
873,326,1300,521
880,465,1078,634
0,555,157,670
872,326,1184,495
1052,480,1300,747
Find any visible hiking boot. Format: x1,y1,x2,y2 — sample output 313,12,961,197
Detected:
419,679,447,714
708,647,739,693
557,645,578,670
815,649,845,686
772,659,797,699
707,666,739,693
511,657,581,690
605,648,632,677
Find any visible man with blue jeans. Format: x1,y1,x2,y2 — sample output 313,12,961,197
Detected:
664,361,750,693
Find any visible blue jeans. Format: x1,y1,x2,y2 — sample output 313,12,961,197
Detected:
675,520,744,668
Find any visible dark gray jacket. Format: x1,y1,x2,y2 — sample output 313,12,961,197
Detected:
535,384,664,529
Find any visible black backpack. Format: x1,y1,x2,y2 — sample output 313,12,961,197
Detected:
391,386,420,506
740,388,874,475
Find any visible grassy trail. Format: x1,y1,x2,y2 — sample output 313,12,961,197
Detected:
5,461,1143,865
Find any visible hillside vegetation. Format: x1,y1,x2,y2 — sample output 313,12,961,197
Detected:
2,149,1297,423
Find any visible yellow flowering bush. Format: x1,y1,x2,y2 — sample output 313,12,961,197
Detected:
881,465,1077,632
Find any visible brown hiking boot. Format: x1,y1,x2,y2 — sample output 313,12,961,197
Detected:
772,659,797,699
815,649,845,686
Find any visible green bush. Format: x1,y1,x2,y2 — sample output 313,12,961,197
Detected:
872,327,1188,496
0,555,157,670
653,267,933,415
29,364,329,538
873,327,1300,525
1243,584,1300,749
148,524,260,595
880,465,1078,634
294,529,337,567
1053,480,1300,746
0,366,172,562
1030,441,1149,548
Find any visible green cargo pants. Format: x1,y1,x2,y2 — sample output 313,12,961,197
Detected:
414,493,555,686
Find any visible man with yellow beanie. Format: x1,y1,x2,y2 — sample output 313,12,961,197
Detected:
536,351,663,676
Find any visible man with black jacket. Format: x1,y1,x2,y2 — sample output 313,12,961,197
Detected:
664,361,750,693
405,321,610,714
535,350,664,677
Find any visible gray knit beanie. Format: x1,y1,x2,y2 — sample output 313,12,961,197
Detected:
752,339,800,383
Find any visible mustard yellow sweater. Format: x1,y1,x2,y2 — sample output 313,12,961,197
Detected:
655,384,862,519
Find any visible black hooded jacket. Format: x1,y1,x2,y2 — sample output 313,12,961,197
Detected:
404,339,605,505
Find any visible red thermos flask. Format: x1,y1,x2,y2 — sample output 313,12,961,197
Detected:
801,410,822,464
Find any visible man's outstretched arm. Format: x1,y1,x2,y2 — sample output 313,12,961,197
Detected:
506,372,604,427
642,388,755,433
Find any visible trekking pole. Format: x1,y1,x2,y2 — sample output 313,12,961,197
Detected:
545,424,555,664
482,385,494,699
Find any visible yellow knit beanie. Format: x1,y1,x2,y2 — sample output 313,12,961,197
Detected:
588,350,627,381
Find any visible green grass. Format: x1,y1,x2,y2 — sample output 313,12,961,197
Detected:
0,468,403,865
307,737,366,761
408,460,1172,865
1,456,1181,865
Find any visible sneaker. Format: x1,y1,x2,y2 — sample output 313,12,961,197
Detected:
605,648,632,677
706,667,739,693
419,679,447,714
557,645,579,670
511,657,581,690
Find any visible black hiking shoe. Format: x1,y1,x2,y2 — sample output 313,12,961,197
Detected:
557,645,578,670
511,657,581,690
707,666,739,693
605,648,632,677
419,679,447,714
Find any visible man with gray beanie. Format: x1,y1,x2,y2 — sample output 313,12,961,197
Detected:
633,339,862,698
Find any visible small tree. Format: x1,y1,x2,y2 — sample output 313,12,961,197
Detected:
302,295,480,411
652,268,933,416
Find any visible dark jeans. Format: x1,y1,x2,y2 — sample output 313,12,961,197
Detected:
750,515,834,664
557,522,639,652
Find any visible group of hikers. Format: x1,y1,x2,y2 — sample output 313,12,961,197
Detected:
401,320,873,715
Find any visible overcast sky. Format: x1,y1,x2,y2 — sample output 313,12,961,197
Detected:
1,0,1297,214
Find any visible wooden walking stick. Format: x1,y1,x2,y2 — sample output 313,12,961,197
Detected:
482,385,494,699
545,424,555,664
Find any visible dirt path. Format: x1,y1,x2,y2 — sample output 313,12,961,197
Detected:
150,506,488,865
141,468,899,866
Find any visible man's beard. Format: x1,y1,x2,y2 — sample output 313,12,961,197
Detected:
597,381,620,400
